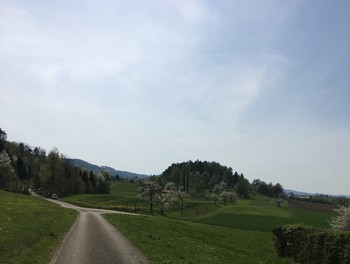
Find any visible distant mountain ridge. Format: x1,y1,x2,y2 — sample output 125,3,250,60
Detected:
67,159,149,180
284,188,350,198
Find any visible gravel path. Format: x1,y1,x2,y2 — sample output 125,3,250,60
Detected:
47,199,149,264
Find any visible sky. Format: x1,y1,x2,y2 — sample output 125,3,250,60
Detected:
1,0,349,195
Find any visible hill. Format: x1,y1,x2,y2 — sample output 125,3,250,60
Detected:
67,159,148,180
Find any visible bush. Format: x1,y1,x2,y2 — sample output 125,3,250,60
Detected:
273,225,350,264
330,205,350,230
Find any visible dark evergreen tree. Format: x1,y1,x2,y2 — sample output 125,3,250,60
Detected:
15,156,27,180
89,170,96,193
234,178,251,197
0,128,6,152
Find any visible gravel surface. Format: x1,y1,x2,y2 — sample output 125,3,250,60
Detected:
47,199,149,264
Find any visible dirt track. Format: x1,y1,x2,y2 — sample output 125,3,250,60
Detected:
47,199,149,264
288,199,337,213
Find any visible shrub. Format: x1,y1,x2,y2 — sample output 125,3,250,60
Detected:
329,205,350,230
273,225,350,264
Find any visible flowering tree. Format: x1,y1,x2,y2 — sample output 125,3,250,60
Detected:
139,179,161,214
157,191,175,215
329,205,350,230
157,182,176,215
211,184,222,206
220,191,238,205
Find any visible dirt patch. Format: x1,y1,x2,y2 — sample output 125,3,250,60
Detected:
288,199,337,213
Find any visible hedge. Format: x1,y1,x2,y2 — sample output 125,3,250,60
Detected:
272,225,350,264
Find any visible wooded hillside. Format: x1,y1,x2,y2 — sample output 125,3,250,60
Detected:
0,128,110,196
160,160,283,198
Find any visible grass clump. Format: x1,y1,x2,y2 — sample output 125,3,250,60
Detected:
0,190,77,264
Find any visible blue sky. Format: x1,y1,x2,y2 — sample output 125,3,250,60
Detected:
1,0,349,195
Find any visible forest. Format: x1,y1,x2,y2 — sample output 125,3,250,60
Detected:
159,160,283,198
0,128,110,196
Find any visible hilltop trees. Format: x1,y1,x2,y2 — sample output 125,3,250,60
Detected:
133,160,291,216
162,160,245,195
252,179,283,198
161,160,251,209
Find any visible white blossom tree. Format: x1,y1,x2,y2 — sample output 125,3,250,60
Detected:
211,184,222,206
157,190,175,215
329,205,350,230
139,179,161,214
156,182,176,215
220,191,238,205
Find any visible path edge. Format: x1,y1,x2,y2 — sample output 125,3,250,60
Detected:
48,212,80,264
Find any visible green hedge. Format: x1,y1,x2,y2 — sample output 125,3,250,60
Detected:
272,225,350,264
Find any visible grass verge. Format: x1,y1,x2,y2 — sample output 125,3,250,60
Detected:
0,190,77,264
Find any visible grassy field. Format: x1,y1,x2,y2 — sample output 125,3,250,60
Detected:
65,181,335,263
0,190,77,264
1,181,336,263
196,193,334,232
105,214,293,264
62,181,149,213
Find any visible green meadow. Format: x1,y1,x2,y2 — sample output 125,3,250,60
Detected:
0,190,77,264
1,182,336,263
66,181,335,263
195,194,333,232
105,214,292,264
62,181,147,213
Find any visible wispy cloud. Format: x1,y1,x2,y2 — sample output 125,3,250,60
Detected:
1,1,349,194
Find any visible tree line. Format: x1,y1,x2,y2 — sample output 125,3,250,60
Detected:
0,128,110,196
160,160,283,198
135,160,284,214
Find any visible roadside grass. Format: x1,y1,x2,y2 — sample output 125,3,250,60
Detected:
105,214,293,264
0,190,77,264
